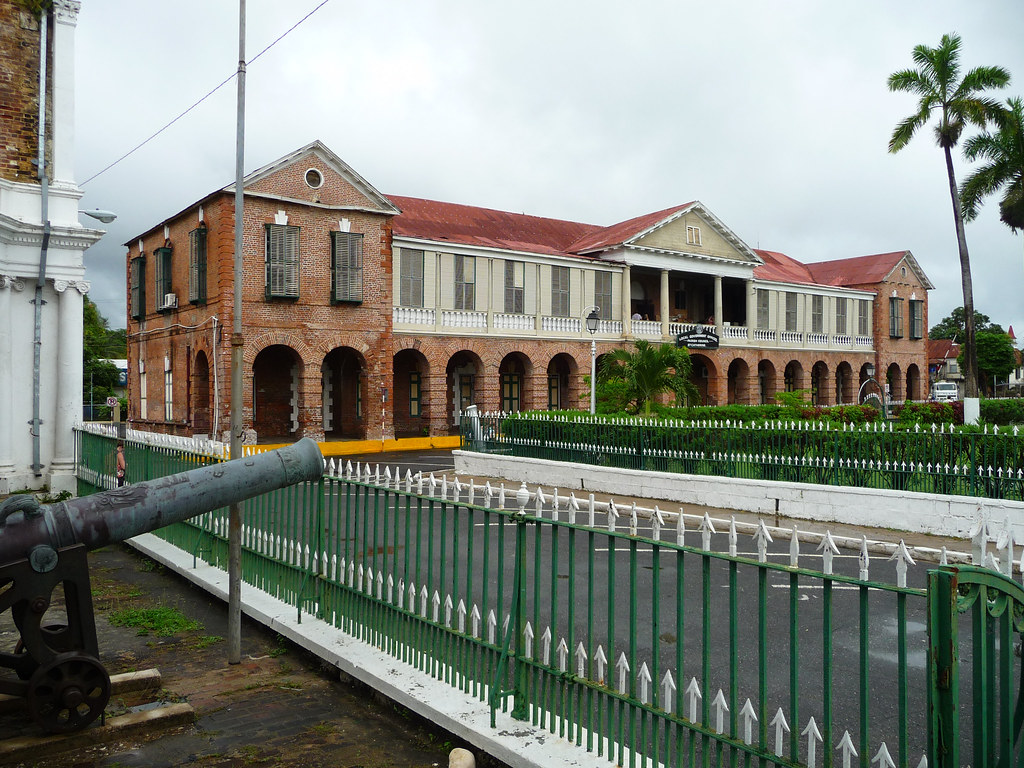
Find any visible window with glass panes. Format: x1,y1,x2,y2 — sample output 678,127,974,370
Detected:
409,372,421,417
331,231,363,303
594,271,612,320
400,249,424,307
551,266,570,317
504,261,524,313
502,373,521,411
454,254,475,310
265,224,300,298
548,375,560,409
189,227,207,304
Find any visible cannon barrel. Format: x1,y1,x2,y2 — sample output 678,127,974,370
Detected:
0,438,324,570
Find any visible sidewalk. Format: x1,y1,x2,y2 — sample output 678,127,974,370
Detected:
0,541,492,768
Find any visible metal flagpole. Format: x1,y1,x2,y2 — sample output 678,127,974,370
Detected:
228,0,246,664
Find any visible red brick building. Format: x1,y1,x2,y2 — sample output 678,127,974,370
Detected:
125,141,932,442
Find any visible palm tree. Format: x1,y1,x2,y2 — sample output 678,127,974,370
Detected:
598,340,699,416
887,33,1010,399
960,96,1024,233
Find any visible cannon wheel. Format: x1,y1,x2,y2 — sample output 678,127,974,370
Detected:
27,652,110,733
14,624,76,680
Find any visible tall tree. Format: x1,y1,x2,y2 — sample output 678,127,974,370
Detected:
929,307,1004,340
887,33,1010,399
968,331,1016,396
598,340,699,416
960,96,1024,233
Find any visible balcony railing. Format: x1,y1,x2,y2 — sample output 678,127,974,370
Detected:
393,306,875,351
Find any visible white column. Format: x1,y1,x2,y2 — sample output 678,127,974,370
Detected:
51,0,81,186
745,280,756,340
714,275,723,335
623,264,632,335
660,269,670,338
50,279,86,492
0,276,22,491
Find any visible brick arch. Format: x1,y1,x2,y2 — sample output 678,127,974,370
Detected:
245,331,316,367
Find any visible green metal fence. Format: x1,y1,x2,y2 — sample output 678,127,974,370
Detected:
76,428,1015,767
462,412,1024,501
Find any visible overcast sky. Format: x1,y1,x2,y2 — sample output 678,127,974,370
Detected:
74,1,1024,338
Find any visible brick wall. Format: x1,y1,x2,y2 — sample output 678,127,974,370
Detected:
0,1,48,184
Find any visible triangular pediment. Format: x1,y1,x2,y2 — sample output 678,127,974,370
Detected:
229,140,399,215
629,203,761,265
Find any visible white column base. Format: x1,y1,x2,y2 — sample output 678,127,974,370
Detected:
963,397,980,425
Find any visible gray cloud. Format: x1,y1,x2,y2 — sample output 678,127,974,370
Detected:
76,1,1024,339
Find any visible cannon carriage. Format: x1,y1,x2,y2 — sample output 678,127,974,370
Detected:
0,438,323,733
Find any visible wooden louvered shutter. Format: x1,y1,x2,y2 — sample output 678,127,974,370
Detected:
266,224,299,298
332,232,363,303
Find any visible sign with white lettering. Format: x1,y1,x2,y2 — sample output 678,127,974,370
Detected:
675,328,720,350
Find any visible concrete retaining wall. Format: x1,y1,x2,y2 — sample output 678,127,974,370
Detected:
453,451,1024,542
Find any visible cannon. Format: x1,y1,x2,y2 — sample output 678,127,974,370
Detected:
0,437,324,734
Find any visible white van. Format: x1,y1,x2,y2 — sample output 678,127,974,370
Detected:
930,381,959,401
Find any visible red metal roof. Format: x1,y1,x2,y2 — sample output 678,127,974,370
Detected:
804,252,909,287
928,338,960,362
387,195,602,257
752,250,816,285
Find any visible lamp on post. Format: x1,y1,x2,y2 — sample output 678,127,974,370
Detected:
584,306,600,415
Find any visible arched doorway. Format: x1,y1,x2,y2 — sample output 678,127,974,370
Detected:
447,351,484,429
784,361,804,393
835,362,854,404
689,354,717,406
498,352,533,413
192,350,211,436
906,364,921,401
811,362,829,405
393,349,429,438
758,360,777,404
322,347,367,439
727,359,750,404
886,363,903,402
547,353,577,410
253,345,302,442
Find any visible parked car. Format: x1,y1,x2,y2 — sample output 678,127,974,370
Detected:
930,381,959,401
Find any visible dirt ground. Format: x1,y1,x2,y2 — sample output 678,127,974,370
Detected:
0,543,502,768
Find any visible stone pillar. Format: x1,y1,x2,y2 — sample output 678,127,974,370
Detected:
50,279,87,494
0,276,23,492
714,275,723,334
660,269,670,338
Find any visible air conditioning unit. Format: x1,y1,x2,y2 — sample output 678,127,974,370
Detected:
160,292,178,310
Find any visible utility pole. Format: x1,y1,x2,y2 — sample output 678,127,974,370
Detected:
228,0,246,665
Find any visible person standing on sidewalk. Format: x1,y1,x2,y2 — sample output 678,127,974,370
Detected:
116,443,127,487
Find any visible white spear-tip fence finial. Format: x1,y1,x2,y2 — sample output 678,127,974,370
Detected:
770,708,790,756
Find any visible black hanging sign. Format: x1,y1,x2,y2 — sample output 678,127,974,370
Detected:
675,327,720,350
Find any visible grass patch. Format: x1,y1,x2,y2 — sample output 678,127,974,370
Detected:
108,606,201,636
194,634,223,650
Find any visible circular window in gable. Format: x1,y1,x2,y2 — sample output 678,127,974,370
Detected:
305,168,324,189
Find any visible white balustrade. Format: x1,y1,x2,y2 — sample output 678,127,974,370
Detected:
808,333,828,345
855,335,872,347
393,306,436,325
833,334,852,346
542,316,582,333
724,325,748,339
632,320,661,336
441,310,488,329
781,331,803,344
753,328,776,342
494,313,535,330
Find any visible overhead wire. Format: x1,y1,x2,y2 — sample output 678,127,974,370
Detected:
80,0,332,187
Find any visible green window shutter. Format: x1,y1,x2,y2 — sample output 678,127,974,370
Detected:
189,227,207,303
332,232,363,303
266,224,300,298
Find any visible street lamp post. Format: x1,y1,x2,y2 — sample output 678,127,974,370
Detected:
584,307,600,415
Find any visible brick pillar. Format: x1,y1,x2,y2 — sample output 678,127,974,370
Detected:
427,370,450,436
297,369,325,442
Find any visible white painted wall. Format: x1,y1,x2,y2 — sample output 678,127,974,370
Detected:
453,451,1024,543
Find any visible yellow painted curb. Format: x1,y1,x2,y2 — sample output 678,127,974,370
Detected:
243,436,461,458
